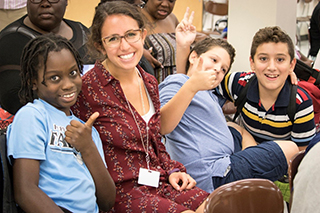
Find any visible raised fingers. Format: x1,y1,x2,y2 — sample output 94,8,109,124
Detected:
181,7,195,31
183,7,190,21
85,112,99,128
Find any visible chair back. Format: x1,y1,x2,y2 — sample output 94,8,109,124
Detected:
288,150,305,212
204,178,284,213
0,132,19,213
288,150,305,191
204,1,228,16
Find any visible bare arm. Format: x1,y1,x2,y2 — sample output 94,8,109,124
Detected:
160,9,219,135
65,112,116,212
176,7,196,74
143,48,162,68
13,159,64,213
298,51,313,67
160,58,219,135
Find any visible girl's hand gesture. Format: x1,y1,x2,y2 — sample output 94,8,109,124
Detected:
176,7,197,48
65,112,99,154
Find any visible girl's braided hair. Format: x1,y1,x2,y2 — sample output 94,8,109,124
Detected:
19,33,83,105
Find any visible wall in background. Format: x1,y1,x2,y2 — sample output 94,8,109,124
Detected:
63,0,316,72
172,0,203,31
64,0,100,28
64,0,203,30
64,0,319,34
228,0,297,72
297,0,318,36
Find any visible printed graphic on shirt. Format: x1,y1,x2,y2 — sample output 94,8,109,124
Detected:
49,124,83,164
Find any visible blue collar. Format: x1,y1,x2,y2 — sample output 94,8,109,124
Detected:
246,77,291,108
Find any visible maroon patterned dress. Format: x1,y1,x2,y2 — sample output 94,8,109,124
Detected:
72,61,209,212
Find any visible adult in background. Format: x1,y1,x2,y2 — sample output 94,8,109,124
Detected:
141,0,179,83
309,0,320,60
0,0,90,115
141,0,207,83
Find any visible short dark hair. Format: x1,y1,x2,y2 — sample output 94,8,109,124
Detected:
186,37,236,73
20,34,83,105
250,26,295,61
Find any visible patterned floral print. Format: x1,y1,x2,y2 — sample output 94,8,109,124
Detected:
72,61,208,212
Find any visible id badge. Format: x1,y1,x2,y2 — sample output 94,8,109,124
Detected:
138,168,160,188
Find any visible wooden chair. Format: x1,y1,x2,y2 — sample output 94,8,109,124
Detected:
288,150,305,212
204,1,228,16
203,1,228,34
204,178,284,213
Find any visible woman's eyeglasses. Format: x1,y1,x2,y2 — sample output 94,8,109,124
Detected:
102,29,143,48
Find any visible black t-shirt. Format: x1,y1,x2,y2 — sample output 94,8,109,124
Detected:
309,2,320,57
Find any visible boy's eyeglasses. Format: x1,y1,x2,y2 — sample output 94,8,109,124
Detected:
30,0,60,3
102,29,143,48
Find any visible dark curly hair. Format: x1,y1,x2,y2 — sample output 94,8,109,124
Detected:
19,34,83,105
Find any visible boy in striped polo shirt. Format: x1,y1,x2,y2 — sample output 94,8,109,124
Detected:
218,26,316,151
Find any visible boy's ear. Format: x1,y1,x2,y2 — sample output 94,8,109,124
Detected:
189,51,199,65
249,56,255,71
289,57,297,73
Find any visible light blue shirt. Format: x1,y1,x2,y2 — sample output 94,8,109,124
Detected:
159,74,234,193
7,99,106,212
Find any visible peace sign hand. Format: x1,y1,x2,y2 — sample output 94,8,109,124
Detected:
176,7,197,48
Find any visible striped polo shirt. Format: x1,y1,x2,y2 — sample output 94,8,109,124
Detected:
217,71,316,147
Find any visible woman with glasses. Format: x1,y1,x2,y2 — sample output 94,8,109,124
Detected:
0,0,90,116
96,0,156,77
72,1,210,212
